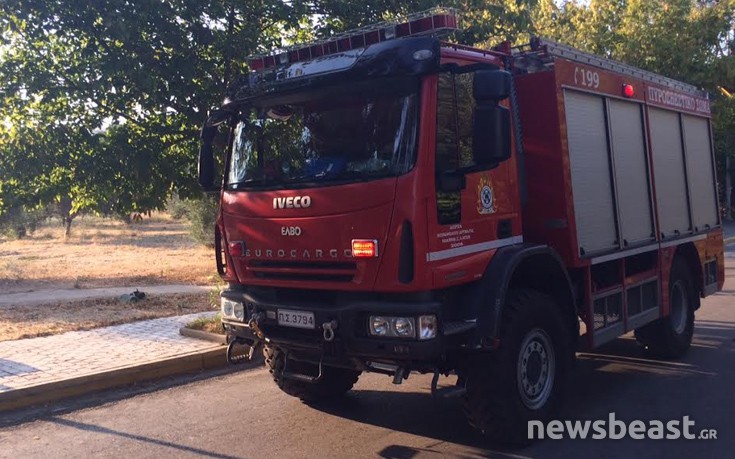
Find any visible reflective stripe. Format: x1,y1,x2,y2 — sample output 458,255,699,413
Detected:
426,236,524,262
659,233,707,249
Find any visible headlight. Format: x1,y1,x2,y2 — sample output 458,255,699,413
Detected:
233,303,245,321
393,318,415,337
221,298,237,319
368,316,416,339
418,315,437,340
370,316,390,336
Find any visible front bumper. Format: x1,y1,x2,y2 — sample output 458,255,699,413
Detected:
221,288,445,368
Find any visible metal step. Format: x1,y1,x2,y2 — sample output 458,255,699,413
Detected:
281,357,323,383
430,369,466,398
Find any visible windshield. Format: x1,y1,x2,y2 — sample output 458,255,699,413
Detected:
227,78,419,190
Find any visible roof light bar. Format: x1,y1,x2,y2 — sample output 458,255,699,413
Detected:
247,7,458,72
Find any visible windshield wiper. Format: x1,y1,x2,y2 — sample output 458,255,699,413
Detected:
229,177,284,188
320,169,391,182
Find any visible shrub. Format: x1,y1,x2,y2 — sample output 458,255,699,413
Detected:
166,194,189,220
185,194,218,248
0,206,47,239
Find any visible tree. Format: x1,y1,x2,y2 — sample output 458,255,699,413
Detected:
2,0,735,232
292,0,543,46
0,0,299,231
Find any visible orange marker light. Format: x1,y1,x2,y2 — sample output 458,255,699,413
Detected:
352,239,378,258
227,241,244,256
623,84,635,98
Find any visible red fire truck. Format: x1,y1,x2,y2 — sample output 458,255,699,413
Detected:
197,9,724,442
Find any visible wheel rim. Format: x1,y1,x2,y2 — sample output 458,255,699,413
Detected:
670,280,689,335
517,328,556,410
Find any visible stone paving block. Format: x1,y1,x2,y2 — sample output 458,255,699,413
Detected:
0,312,219,394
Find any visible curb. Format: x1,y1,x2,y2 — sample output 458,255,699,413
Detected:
179,327,227,344
0,347,230,413
724,236,735,244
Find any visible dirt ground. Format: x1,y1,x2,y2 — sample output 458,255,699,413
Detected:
0,292,214,341
0,213,216,294
0,213,219,341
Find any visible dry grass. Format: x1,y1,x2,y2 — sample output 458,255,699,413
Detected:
0,292,214,342
0,213,216,294
186,313,225,335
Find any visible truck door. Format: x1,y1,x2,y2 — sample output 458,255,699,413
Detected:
429,71,520,270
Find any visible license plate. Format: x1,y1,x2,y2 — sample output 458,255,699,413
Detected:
277,309,315,329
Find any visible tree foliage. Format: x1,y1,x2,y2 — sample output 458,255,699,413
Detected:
535,0,735,178
1,0,735,233
0,0,298,230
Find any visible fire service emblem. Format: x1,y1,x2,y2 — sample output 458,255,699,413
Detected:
477,175,496,215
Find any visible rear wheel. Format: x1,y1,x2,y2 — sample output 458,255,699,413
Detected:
635,258,696,358
263,346,361,402
462,289,572,445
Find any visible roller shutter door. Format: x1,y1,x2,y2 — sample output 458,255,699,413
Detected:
564,90,618,254
682,115,718,231
648,107,691,238
608,99,654,246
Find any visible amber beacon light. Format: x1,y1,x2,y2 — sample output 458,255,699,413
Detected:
352,239,379,258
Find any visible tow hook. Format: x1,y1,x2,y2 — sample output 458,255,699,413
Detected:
322,320,338,342
248,312,266,339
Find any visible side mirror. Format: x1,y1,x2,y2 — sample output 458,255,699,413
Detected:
472,105,511,168
205,109,232,128
198,110,233,191
198,125,218,191
472,70,512,168
473,69,512,102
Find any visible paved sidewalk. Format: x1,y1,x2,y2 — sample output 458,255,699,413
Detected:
0,312,225,411
0,284,213,307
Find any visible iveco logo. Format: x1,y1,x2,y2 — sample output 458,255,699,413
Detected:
273,196,312,209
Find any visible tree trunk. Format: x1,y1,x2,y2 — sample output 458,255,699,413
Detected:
64,216,73,238
59,196,76,238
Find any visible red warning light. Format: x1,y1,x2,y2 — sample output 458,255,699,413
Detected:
623,84,635,98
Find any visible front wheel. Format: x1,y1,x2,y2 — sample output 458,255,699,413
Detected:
635,258,697,358
462,289,573,444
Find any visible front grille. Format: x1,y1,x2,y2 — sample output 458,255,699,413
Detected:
249,260,355,270
247,260,357,282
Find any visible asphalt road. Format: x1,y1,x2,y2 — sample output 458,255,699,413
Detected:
3,258,735,458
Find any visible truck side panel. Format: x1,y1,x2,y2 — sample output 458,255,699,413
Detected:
514,71,579,266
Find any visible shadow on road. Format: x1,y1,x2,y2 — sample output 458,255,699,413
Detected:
47,417,244,459
308,325,734,458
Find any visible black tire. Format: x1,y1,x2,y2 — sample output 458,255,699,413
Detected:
263,346,361,402
462,289,572,445
634,258,697,359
